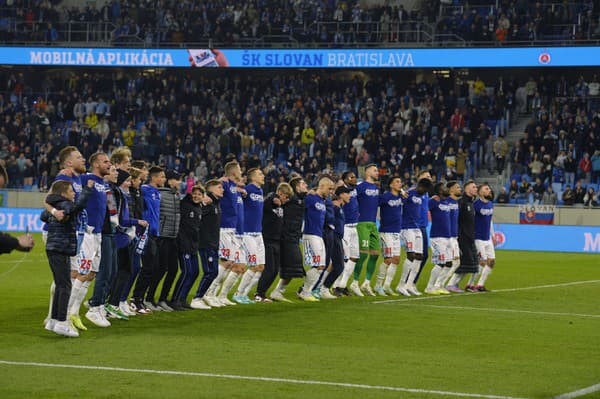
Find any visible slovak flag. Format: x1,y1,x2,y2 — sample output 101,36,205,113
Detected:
519,205,555,225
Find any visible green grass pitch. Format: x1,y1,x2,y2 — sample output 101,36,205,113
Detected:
0,233,599,399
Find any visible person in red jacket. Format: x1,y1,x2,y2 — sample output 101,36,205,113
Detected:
579,152,592,183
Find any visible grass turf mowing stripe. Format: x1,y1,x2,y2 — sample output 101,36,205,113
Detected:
395,304,600,319
0,360,528,399
372,279,600,304
551,383,600,399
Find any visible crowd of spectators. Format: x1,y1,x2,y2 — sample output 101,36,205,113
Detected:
436,0,598,44
0,0,597,46
0,69,515,194
495,72,600,207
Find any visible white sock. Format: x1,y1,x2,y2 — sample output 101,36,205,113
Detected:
316,270,329,290
219,272,241,298
397,259,412,289
302,268,320,294
448,273,464,287
435,267,451,288
468,265,483,286
235,269,255,296
70,280,90,316
407,260,420,287
274,279,288,294
375,262,389,288
426,265,443,290
243,271,262,296
477,265,493,286
68,279,83,315
47,281,56,320
383,263,397,289
336,260,355,288
207,265,228,297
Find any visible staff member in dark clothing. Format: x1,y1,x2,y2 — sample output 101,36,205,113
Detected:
447,180,479,292
191,179,224,309
269,177,308,302
254,182,293,302
0,232,34,254
171,185,204,310
148,170,182,312
324,186,351,297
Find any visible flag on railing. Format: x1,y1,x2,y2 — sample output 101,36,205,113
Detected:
519,205,555,225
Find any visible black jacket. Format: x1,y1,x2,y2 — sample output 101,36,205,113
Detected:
262,192,284,242
178,194,202,253
458,194,478,270
0,233,19,254
41,187,92,255
281,192,305,243
198,192,221,250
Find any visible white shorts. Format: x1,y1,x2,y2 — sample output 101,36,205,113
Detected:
342,224,359,260
244,233,265,267
430,237,453,265
401,228,423,254
476,239,496,261
450,237,460,260
219,228,244,263
303,234,326,268
380,232,401,258
75,232,102,274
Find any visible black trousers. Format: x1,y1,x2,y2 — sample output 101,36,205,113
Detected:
132,236,158,301
324,235,344,288
107,244,133,307
256,240,280,297
147,237,179,302
280,241,305,279
47,250,72,322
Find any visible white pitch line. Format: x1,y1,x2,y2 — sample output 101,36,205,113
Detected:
0,360,528,399
372,280,600,305
395,304,600,319
552,382,600,399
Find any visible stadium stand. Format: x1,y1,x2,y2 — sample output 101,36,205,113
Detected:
0,0,598,47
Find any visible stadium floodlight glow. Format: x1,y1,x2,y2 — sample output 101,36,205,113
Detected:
3,46,600,68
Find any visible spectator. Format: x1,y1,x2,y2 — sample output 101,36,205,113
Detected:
541,186,557,205
496,187,510,204
591,150,600,184
573,180,586,204
562,185,575,206
583,187,599,208
579,152,592,183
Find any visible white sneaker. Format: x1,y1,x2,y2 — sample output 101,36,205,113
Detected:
218,296,237,306
360,281,375,296
407,284,422,296
53,320,79,337
374,286,388,296
190,297,211,310
85,306,111,327
319,287,337,299
395,284,412,296
157,300,174,312
120,301,136,316
204,296,224,307
44,318,57,332
144,300,161,312
269,290,292,303
384,286,399,296
424,288,441,295
349,281,364,297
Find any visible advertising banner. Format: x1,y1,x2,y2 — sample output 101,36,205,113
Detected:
494,223,600,253
0,208,43,232
2,46,600,68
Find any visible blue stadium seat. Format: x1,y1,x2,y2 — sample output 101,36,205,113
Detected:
552,183,562,193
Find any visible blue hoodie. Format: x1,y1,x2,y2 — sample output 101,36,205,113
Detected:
141,184,161,237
